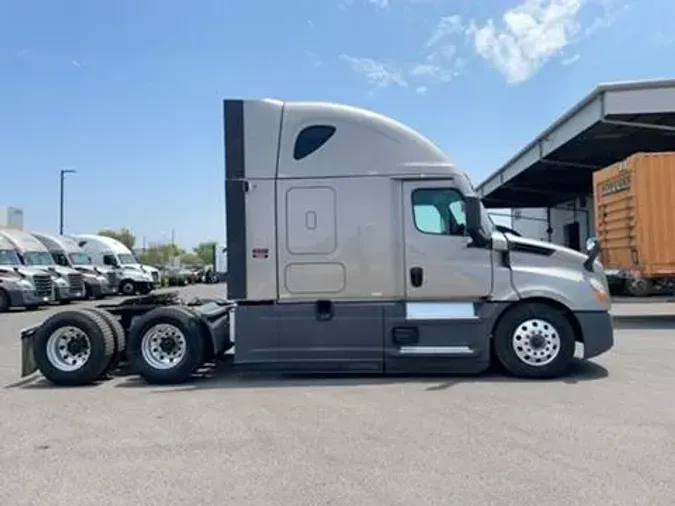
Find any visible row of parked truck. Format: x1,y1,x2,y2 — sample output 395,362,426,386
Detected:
0,230,161,312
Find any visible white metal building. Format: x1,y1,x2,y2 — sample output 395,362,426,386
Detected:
476,79,675,250
0,206,24,230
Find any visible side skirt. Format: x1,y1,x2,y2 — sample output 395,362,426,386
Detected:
230,300,511,376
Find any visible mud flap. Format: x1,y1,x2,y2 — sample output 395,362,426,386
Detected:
21,326,39,377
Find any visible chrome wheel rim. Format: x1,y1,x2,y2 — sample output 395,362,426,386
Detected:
512,318,561,367
46,326,91,371
141,324,187,370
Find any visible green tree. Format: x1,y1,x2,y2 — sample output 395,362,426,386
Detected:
180,252,201,265
138,243,184,266
193,241,217,265
98,228,136,250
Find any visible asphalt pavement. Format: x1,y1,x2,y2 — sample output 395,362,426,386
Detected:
0,287,674,506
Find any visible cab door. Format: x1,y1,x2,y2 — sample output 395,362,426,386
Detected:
402,180,493,301
384,180,494,373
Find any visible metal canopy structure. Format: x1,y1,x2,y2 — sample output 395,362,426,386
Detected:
477,79,675,208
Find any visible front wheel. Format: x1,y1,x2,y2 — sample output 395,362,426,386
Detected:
120,280,136,296
493,303,576,379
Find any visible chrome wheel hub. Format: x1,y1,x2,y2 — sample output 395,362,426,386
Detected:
141,324,187,370
512,318,561,367
46,326,91,371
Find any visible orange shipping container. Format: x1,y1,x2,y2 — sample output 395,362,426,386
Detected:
593,152,675,279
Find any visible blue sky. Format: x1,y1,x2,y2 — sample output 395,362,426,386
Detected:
1,0,673,249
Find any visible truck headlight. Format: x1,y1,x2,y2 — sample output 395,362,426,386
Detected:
19,279,34,290
588,277,609,304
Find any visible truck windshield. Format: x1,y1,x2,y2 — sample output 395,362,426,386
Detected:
69,252,91,265
118,253,137,265
0,249,21,265
24,251,56,266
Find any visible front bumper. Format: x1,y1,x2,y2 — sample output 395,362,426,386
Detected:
576,310,614,359
54,283,72,301
8,288,43,307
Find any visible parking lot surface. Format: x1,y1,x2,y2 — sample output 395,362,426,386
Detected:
0,287,674,506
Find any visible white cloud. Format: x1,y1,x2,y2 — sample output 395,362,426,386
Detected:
416,86,428,94
426,15,464,47
71,59,82,68
469,0,584,84
339,55,407,88
367,0,389,8
584,0,629,37
561,53,580,65
304,50,322,68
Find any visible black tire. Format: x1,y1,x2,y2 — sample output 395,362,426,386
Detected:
0,289,9,313
492,303,576,379
83,308,127,375
127,306,205,385
120,280,136,296
33,309,116,386
626,278,652,297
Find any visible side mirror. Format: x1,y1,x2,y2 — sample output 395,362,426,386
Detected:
465,196,490,248
583,237,601,272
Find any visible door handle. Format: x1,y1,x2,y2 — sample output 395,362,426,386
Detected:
410,266,423,287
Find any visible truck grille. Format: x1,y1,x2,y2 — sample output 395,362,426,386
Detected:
68,272,85,296
33,274,53,298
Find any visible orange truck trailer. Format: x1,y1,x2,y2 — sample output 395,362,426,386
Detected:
593,152,675,297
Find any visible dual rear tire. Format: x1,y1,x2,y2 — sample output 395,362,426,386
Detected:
33,309,124,386
127,307,206,385
32,306,208,386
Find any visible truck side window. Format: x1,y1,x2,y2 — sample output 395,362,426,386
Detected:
294,125,336,160
53,252,68,266
412,188,466,236
103,254,117,266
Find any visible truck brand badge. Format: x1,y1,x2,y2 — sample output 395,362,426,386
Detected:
251,248,269,259
600,173,631,196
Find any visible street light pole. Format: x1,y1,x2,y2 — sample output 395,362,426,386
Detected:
59,169,77,235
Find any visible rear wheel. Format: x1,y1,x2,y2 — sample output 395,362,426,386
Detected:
493,303,575,379
33,310,115,386
128,306,205,385
83,308,127,375
626,277,652,297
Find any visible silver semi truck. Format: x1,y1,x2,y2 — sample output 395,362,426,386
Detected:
31,232,118,299
19,99,613,386
0,234,55,308
0,229,85,303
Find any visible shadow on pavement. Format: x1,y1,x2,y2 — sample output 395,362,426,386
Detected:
111,357,608,393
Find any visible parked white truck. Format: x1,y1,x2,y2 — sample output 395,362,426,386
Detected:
70,234,157,295
19,99,613,386
0,229,85,303
0,235,46,311
31,232,118,299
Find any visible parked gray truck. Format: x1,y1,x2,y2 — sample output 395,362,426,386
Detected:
31,232,118,299
19,99,614,386
0,234,54,309
0,229,85,303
